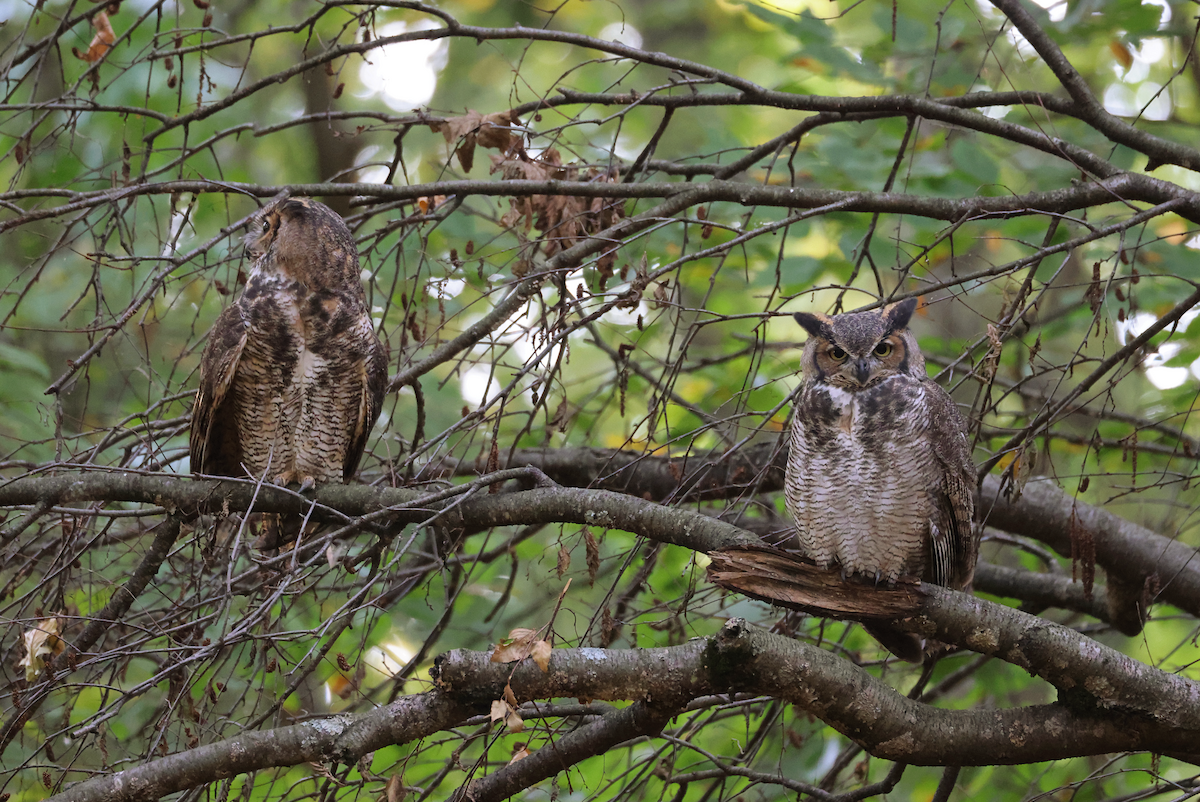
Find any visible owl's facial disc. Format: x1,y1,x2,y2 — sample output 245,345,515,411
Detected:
245,209,281,260
826,334,906,387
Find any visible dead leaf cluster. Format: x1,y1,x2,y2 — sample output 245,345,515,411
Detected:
429,109,522,173
430,109,626,279
490,690,526,734
487,627,554,736
491,147,625,279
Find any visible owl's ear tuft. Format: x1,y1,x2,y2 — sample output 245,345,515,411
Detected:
793,311,833,340
885,297,918,331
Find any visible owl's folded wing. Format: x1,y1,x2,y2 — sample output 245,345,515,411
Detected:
924,379,978,590
190,304,250,477
342,319,389,482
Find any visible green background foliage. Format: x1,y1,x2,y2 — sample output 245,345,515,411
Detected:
2,0,1200,799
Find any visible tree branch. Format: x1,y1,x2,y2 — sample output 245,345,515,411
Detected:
46,617,1200,801
0,515,182,759
989,0,1200,171
0,470,762,553
6,169,1200,236
45,691,472,802
474,446,1200,620
455,701,676,802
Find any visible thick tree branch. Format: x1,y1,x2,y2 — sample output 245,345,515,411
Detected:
3,458,1147,633
48,616,1200,801
979,476,1200,620
2,469,1192,671
45,691,472,802
973,562,1118,630
475,447,1200,620
989,0,1200,171
0,470,762,553
5,170,1200,235
434,615,1200,763
704,548,1199,723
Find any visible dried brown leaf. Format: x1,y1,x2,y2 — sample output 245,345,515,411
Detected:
505,708,525,732
1085,261,1104,314
431,109,519,172
531,639,551,673
385,774,406,802
490,627,540,663
981,322,1003,382
19,617,65,682
652,281,669,307
551,398,569,432
600,606,618,647
1110,40,1133,70
584,527,600,584
76,11,116,63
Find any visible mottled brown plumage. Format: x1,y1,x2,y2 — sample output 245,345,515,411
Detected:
191,198,388,503
784,298,976,661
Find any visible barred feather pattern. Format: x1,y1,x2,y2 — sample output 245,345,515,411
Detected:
784,299,976,660
190,198,387,496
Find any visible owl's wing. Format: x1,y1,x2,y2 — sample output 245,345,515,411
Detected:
341,320,389,482
923,379,978,590
190,303,250,477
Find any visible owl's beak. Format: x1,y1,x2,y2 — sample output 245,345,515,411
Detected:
854,358,872,385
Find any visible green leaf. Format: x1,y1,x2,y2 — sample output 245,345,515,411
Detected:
745,5,884,84
950,138,999,187
0,341,50,380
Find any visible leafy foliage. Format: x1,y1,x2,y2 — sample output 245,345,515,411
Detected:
2,0,1200,800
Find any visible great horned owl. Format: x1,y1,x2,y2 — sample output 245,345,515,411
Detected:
784,297,976,661
191,197,388,503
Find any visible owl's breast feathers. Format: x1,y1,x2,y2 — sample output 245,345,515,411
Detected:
190,266,387,487
786,374,975,588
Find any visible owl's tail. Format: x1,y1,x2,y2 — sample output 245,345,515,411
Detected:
252,513,309,551
862,622,925,663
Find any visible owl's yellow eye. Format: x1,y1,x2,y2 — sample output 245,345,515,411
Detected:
828,346,848,362
874,341,893,357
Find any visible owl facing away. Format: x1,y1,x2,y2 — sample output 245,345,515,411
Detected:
784,298,976,660
191,197,388,500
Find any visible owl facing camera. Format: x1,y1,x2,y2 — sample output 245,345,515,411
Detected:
785,297,977,661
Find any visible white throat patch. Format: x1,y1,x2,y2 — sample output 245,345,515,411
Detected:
826,385,855,411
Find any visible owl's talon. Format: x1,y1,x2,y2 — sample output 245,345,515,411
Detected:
297,476,316,494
